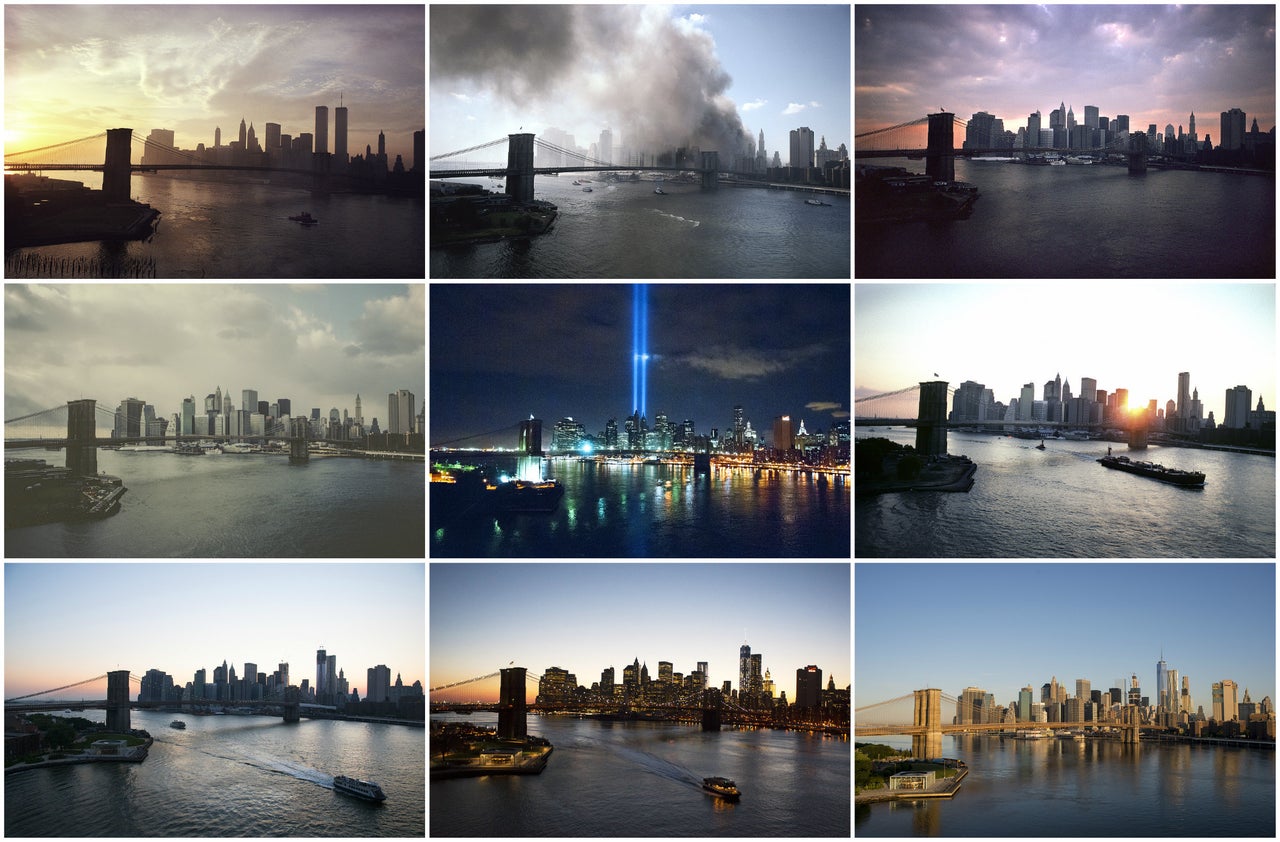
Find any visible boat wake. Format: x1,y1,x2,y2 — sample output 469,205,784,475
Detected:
610,745,703,789
649,208,700,227
181,742,333,788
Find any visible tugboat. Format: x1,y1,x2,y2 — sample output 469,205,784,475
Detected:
1036,439,1046,450
289,211,318,226
1097,452,1206,487
169,720,186,729
333,775,387,802
702,776,741,800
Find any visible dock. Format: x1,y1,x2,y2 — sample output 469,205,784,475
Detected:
856,766,968,804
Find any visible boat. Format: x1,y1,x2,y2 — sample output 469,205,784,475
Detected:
170,720,186,729
289,212,318,225
1035,440,1046,450
1096,454,1206,487
804,199,830,206
582,186,593,192
655,178,666,195
1049,159,1067,166
703,776,741,800
485,478,565,513
333,775,387,802
572,180,582,185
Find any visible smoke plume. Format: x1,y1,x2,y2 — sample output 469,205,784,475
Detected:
430,5,751,158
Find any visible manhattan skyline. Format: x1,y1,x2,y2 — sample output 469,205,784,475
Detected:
431,4,850,166
430,563,850,705
855,563,1276,711
4,563,425,700
4,4,424,166
430,283,850,449
4,284,424,433
855,283,1276,422
855,5,1275,142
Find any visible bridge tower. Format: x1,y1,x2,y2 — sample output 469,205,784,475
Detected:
105,670,131,732
282,685,301,723
915,381,949,457
497,666,528,739
103,129,133,202
288,417,310,464
926,112,955,183
66,399,99,477
700,151,719,190
912,688,943,760
1122,704,1141,744
701,689,722,732
506,133,535,204
1128,131,1148,174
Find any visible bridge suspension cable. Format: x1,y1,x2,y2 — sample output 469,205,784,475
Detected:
3,133,108,160
5,673,114,702
854,691,916,713
855,384,956,404
4,405,71,425
532,137,611,168
430,137,510,161
430,421,521,448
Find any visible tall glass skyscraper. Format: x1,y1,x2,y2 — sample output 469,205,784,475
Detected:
1156,653,1169,712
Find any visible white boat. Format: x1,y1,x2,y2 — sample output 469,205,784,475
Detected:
1049,159,1067,166
333,775,387,802
582,186,593,192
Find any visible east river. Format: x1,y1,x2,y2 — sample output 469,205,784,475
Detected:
4,448,425,557
6,172,425,278
855,157,1275,278
855,428,1275,557
430,175,850,278
431,712,850,836
4,709,424,837
430,457,850,557
856,733,1275,837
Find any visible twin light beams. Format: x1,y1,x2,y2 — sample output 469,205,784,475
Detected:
632,283,649,420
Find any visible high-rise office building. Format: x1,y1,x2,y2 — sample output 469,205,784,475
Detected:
738,644,752,698
1225,385,1252,428
1026,111,1041,148
1212,681,1224,721
1019,686,1033,720
1084,105,1099,129
497,667,527,739
772,415,795,452
1221,679,1238,721
1114,114,1130,133
238,117,247,148
316,648,328,699
1067,104,1076,130
1220,108,1246,151
789,126,814,168
388,389,416,435
1076,678,1091,701
600,666,615,696
214,126,221,148
315,105,329,155
367,664,391,704
795,665,822,710
958,686,985,724
1156,654,1169,711
334,105,348,163
265,122,281,154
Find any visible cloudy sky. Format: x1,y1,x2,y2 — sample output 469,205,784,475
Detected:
431,4,850,165
430,283,851,448
855,283,1276,422
5,284,424,433
4,4,424,166
856,4,1275,143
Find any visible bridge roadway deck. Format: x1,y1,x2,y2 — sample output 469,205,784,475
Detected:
4,163,353,178
854,147,1124,159
6,698,335,713
431,165,725,179
854,418,1112,429
4,434,346,449
855,720,1135,736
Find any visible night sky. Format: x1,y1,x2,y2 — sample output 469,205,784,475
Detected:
429,283,851,448
856,4,1276,141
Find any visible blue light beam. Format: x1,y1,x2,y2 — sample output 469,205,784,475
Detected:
632,284,640,414
639,284,648,419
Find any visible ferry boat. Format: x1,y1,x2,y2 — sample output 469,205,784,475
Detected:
485,478,565,513
1097,453,1206,487
702,776,741,800
170,720,186,729
804,199,830,206
333,775,387,802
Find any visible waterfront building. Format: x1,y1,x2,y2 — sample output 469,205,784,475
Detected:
789,126,814,168
1224,385,1253,429
772,415,795,453
795,665,822,710
389,389,416,435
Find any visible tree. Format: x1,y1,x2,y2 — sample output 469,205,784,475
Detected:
855,750,872,789
44,721,76,749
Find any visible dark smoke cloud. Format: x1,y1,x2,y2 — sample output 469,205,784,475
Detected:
430,5,751,156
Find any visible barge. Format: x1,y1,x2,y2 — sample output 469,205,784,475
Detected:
1097,454,1206,487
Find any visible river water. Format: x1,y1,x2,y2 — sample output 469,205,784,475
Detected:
4,708,424,837
430,175,850,278
855,157,1275,278
6,172,425,278
431,712,850,837
855,428,1275,557
430,456,850,557
856,733,1274,837
4,448,425,557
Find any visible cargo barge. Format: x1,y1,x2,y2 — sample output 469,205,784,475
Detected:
1097,454,1206,487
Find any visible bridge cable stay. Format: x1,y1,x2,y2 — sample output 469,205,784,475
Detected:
4,405,73,425
430,421,521,448
855,384,957,405
532,137,612,169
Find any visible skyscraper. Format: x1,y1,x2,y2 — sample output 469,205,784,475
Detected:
215,126,221,148
795,665,822,710
789,126,814,168
772,415,795,452
738,644,751,699
1019,686,1033,720
388,389,415,435
238,117,247,148
1225,385,1252,428
1084,105,1099,129
1220,108,1246,151
335,105,348,163
1156,653,1169,712
315,105,329,154
354,394,362,426
1177,372,1191,425
598,128,612,164
1026,111,1041,148
316,648,328,700
265,122,281,155
367,664,391,704
1221,679,1239,721
757,128,766,171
